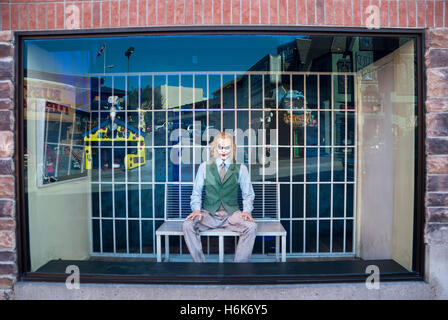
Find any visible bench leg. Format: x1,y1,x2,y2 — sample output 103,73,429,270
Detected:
281,235,286,262
157,235,161,262
219,236,224,263
165,235,170,262
276,236,280,262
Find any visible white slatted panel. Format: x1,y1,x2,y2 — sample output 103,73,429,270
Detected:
165,183,279,221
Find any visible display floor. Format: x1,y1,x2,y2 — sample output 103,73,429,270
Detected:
33,258,412,284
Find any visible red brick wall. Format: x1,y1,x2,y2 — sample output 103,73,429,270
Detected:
425,29,448,245
0,0,447,300
0,0,447,30
0,29,15,300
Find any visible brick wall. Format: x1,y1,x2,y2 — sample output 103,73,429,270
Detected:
0,30,15,300
0,0,446,300
0,0,447,30
425,29,448,245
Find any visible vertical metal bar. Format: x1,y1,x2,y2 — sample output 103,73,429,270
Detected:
138,75,142,254
276,236,279,261
276,72,279,185
112,76,116,254
352,74,358,254
330,73,334,253
67,110,76,176
303,74,307,254
98,77,103,253
156,235,161,262
165,235,170,261
165,73,169,256
125,75,129,254
43,110,50,183
54,111,63,177
206,73,210,253
192,74,196,182
282,235,286,262
248,75,252,180
317,74,320,253
219,236,224,262
343,74,348,253
262,73,265,187
152,75,156,254
289,73,293,254
178,73,182,253
220,73,223,131
206,73,210,149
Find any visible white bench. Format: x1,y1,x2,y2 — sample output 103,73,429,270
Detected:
156,184,287,262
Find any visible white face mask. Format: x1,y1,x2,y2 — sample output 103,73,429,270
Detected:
217,139,232,161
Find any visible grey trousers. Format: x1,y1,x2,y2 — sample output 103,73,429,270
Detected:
182,210,257,263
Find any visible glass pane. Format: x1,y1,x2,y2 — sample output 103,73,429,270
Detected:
292,148,304,182
114,184,126,218
319,74,332,109
167,111,180,146
142,220,154,254
140,76,153,110
223,110,235,133
280,184,290,219
292,220,304,253
250,74,263,109
237,74,249,108
292,184,304,218
278,111,291,146
319,184,331,218
305,75,317,109
208,74,221,109
127,76,139,110
128,184,140,218
154,111,166,146
154,148,166,182
306,184,317,218
194,75,207,109
319,220,331,253
128,220,140,254
250,110,263,145
222,74,235,109
236,110,249,146
102,220,114,253
305,220,317,253
264,146,277,182
141,184,153,218
278,147,290,182
24,34,418,274
154,76,167,110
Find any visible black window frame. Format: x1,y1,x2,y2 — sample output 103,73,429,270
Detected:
14,26,426,285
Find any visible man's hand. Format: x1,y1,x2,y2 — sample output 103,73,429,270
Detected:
240,211,254,222
186,210,202,221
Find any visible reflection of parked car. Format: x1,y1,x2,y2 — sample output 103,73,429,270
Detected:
155,121,174,131
186,123,215,135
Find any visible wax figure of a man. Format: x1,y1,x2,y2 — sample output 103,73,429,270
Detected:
182,132,256,263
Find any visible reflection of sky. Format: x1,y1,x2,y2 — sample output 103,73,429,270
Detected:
25,35,304,75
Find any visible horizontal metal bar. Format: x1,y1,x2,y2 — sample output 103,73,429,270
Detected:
89,71,357,77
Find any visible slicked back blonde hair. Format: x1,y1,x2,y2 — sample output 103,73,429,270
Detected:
210,132,236,161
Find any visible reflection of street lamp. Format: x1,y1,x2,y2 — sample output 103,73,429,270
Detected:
125,47,135,73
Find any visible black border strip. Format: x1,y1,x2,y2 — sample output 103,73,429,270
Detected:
14,26,426,285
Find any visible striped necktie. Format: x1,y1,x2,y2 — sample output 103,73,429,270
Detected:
219,163,226,182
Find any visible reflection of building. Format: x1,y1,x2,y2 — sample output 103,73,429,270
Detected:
25,69,91,110
154,85,204,109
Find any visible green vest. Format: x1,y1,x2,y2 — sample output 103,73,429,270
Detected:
203,159,241,215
